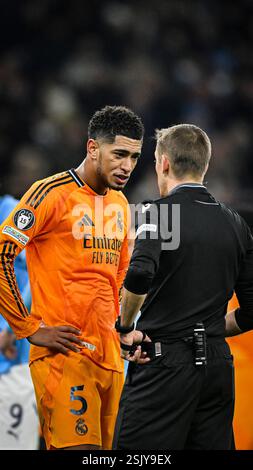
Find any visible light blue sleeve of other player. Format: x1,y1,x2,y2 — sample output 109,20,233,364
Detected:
0,195,31,374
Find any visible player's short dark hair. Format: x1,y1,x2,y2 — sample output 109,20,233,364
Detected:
88,105,144,142
156,124,211,179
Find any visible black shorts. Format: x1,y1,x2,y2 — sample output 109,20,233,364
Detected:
113,339,234,450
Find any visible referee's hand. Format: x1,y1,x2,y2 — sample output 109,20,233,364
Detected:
120,330,151,364
28,325,83,354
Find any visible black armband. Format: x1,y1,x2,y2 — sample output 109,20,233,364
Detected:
115,316,134,334
235,307,253,332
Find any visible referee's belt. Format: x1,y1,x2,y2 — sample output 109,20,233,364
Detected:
120,340,166,358
121,336,224,359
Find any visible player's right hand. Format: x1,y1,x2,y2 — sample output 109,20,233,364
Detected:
27,325,83,354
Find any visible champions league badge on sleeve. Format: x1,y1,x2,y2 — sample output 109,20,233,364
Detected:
13,209,35,231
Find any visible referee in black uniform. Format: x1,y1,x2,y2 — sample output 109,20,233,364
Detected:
113,124,253,450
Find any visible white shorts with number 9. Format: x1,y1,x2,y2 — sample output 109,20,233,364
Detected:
0,364,39,449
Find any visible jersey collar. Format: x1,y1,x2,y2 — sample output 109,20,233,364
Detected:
68,168,85,187
168,182,206,196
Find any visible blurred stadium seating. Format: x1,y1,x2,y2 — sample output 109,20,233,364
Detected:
0,0,252,207
1,0,253,450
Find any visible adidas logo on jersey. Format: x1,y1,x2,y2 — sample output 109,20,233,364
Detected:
78,214,95,227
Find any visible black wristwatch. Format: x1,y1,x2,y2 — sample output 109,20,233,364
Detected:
115,316,134,334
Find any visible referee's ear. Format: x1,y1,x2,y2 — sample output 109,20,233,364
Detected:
161,154,170,176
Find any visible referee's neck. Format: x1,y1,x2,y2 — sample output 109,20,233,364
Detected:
164,177,204,197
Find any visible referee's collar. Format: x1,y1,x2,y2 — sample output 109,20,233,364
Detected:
168,182,207,196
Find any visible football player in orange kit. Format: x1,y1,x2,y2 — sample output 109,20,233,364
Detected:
226,208,253,449
0,105,144,450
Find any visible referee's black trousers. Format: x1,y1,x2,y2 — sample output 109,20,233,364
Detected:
113,339,234,450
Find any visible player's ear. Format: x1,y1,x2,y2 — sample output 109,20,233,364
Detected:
87,139,99,160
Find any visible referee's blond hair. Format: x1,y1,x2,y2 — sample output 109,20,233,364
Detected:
155,124,211,179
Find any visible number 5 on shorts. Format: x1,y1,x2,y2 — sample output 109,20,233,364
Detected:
70,385,87,416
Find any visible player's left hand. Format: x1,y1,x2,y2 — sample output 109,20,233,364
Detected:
120,330,151,364
28,324,83,354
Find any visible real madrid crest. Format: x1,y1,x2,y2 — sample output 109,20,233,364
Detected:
75,418,88,436
13,209,35,231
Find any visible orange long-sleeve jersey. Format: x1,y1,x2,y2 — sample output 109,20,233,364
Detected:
0,169,130,372
227,295,253,449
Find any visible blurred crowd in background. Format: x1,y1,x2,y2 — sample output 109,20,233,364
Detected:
0,0,252,207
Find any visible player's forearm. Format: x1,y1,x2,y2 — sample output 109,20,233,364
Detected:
117,268,128,297
225,310,243,337
117,236,130,295
0,242,40,338
120,287,146,327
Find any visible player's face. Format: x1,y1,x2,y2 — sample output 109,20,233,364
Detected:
96,135,142,191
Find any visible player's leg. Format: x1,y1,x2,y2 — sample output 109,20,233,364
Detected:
30,353,104,449
0,363,39,449
62,444,101,450
100,369,124,450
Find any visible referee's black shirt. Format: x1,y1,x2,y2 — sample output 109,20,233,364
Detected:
124,184,253,340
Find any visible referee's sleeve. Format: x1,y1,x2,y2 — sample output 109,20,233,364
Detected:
235,222,253,332
124,202,162,295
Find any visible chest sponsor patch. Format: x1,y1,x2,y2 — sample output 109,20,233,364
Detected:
13,209,35,231
2,225,30,246
136,223,157,237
